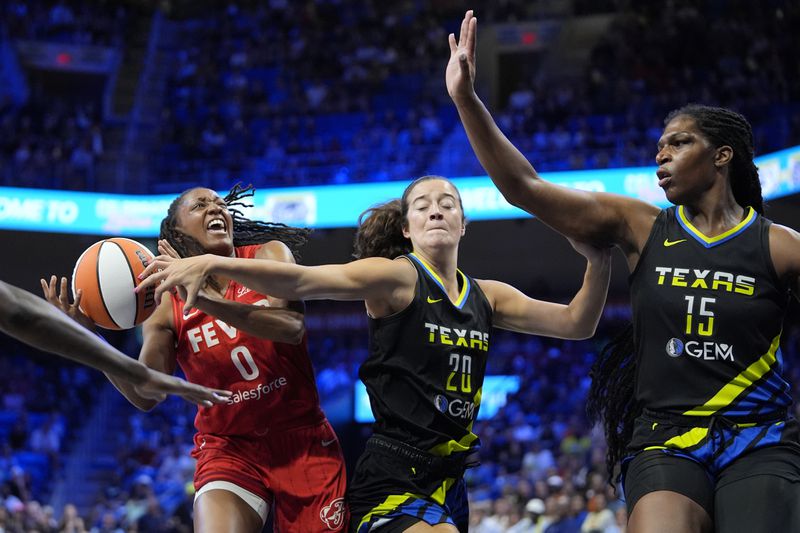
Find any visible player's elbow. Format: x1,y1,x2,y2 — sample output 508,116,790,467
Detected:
133,398,160,412
567,319,599,340
282,313,306,345
560,309,598,340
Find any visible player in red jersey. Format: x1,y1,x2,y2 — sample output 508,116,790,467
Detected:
43,184,347,533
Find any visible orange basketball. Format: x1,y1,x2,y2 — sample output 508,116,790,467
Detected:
71,238,157,330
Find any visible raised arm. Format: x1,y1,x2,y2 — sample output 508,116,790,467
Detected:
159,239,305,344
6,279,228,408
477,241,611,339
446,11,658,254
138,253,418,316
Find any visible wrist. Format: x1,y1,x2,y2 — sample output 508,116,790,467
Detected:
452,90,480,107
205,254,224,277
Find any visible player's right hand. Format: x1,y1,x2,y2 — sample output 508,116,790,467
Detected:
135,368,232,407
40,275,96,332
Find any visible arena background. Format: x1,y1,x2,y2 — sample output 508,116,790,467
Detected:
0,1,798,532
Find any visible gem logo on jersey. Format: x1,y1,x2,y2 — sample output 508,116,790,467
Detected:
433,394,476,420
320,497,345,530
665,338,734,361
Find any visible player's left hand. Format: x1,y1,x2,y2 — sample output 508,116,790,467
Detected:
135,368,231,407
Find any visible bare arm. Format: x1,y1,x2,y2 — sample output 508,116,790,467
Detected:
161,239,305,344
105,296,181,411
138,253,418,316
7,279,228,408
477,243,611,339
446,11,658,254
770,224,800,300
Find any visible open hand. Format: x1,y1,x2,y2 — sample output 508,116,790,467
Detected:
446,10,478,102
40,275,96,331
135,368,231,407
137,254,215,313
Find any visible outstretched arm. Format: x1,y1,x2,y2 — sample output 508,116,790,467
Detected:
138,253,418,316
447,11,658,254
159,240,305,344
477,241,611,339
3,280,229,408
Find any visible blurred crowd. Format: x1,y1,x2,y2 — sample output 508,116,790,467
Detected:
1,1,799,192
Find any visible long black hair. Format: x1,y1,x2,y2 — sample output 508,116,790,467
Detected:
586,323,639,486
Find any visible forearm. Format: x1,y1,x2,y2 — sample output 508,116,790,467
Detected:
563,254,611,339
195,296,305,344
210,256,308,300
454,93,541,200
105,371,159,411
0,285,150,383
454,93,609,242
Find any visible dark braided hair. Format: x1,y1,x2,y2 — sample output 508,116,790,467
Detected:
160,183,310,259
160,183,311,290
586,324,639,487
353,176,465,259
665,104,763,214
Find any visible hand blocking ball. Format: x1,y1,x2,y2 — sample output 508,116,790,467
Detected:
72,238,157,330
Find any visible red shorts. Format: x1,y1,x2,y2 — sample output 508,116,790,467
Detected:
192,419,348,532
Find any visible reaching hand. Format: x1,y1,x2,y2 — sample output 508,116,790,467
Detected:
134,368,232,407
137,254,214,313
568,239,612,264
40,275,96,332
446,10,478,102
157,239,182,260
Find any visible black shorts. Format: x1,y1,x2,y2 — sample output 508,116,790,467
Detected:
347,436,473,533
622,410,800,531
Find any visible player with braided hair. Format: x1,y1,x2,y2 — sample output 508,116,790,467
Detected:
448,11,800,533
43,184,347,533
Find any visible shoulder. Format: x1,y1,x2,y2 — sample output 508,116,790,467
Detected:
253,241,295,264
768,223,800,281
473,278,510,309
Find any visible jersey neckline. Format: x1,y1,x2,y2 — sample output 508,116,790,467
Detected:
408,253,471,309
676,205,756,248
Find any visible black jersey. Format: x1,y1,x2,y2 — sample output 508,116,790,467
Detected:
630,206,792,417
359,253,493,457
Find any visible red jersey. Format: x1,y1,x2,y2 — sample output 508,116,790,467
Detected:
172,245,324,436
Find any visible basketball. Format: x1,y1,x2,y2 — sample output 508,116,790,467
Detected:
71,238,157,330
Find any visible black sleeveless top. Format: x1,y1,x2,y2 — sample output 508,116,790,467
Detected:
359,253,493,456
630,206,791,417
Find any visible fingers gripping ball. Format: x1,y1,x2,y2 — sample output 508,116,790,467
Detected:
72,238,157,330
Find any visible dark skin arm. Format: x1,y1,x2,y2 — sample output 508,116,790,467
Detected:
5,279,229,408
446,11,659,269
158,239,306,344
770,224,800,300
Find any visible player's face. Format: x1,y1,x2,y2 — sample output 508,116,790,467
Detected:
176,188,235,256
403,179,465,253
655,116,719,205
